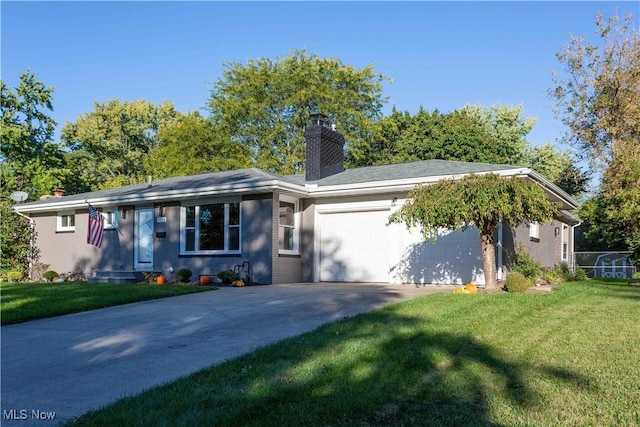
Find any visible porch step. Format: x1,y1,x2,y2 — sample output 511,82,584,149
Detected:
88,270,143,284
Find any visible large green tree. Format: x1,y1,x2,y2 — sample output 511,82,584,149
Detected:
551,12,640,255
0,71,60,278
389,174,559,290
208,49,389,174
1,71,66,198
357,107,516,166
61,99,181,189
144,112,252,179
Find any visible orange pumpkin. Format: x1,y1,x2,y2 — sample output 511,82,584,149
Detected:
156,275,167,285
464,283,478,294
200,275,211,285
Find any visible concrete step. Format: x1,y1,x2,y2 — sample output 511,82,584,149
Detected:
88,270,143,284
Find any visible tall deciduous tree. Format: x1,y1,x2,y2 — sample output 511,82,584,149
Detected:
0,71,65,198
0,70,59,278
551,12,640,255
389,174,559,290
551,12,639,167
61,99,181,189
145,112,252,179
208,49,389,174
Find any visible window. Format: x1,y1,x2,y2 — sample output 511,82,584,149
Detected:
181,201,240,254
102,209,118,230
279,196,299,254
57,212,75,232
529,222,540,241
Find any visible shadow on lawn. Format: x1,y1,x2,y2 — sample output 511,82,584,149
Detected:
80,310,594,427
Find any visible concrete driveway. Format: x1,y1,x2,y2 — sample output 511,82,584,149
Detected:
1,282,451,426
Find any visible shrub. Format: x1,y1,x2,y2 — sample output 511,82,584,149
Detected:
505,272,531,293
177,268,193,283
43,270,59,281
6,270,23,282
217,270,236,284
512,247,543,281
575,268,588,281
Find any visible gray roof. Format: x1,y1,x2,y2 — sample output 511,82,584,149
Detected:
15,159,538,210
305,159,520,186
17,168,292,208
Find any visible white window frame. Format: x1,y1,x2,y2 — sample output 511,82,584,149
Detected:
56,211,76,232
529,222,540,241
279,195,300,255
180,199,241,255
102,208,119,230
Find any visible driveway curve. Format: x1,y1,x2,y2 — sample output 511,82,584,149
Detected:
1,282,451,426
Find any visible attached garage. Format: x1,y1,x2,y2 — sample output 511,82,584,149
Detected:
316,202,486,285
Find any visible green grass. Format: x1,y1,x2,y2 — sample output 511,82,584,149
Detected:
0,281,216,325
65,279,640,427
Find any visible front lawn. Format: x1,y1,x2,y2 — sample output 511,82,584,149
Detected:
66,280,640,426
0,281,216,325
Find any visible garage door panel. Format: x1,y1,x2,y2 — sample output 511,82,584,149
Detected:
320,210,391,282
392,226,485,285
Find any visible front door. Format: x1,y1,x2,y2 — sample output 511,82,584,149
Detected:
134,207,154,270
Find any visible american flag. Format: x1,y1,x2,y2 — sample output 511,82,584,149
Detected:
87,203,104,248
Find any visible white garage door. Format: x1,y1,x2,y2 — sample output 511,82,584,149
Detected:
318,209,486,285
319,210,391,282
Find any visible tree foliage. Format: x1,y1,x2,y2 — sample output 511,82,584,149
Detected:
551,12,639,167
61,99,181,189
145,112,252,179
389,174,559,289
357,107,524,167
524,143,589,196
0,71,66,199
208,49,389,174
458,104,535,165
552,12,640,254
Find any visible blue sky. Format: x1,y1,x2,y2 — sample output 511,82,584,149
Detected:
2,1,638,149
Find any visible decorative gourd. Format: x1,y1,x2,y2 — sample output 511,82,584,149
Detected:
156,275,167,285
200,275,211,285
464,283,478,294
232,279,245,287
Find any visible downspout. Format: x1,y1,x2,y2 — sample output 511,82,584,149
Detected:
13,209,36,281
571,220,583,273
497,223,503,281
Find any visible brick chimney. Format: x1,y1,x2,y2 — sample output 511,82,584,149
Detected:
305,113,345,181
52,188,65,197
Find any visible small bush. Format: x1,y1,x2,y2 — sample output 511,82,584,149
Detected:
217,270,236,284
177,268,193,283
505,272,531,293
43,270,59,281
512,247,543,281
6,270,24,282
575,268,588,281
632,271,640,280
